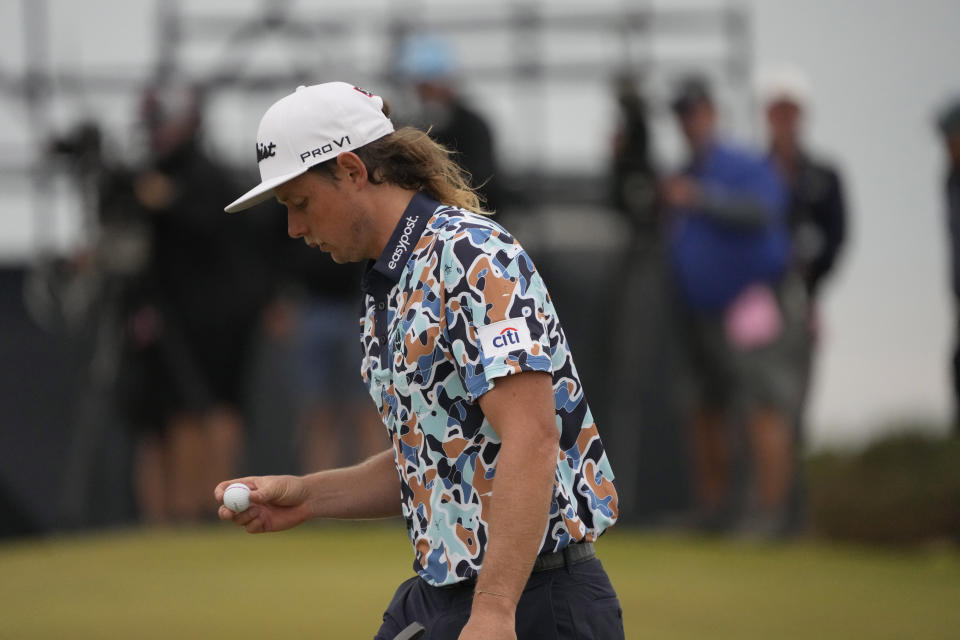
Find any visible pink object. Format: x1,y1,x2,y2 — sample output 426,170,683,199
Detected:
724,284,783,350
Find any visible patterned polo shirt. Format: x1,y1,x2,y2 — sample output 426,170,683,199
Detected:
360,192,618,587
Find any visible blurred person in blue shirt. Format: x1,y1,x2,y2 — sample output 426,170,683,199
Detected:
662,76,795,534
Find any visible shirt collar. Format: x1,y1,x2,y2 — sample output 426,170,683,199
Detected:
361,191,437,293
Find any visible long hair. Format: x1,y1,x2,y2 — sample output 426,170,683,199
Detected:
311,126,491,215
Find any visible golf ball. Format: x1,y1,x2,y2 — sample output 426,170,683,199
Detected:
223,482,251,513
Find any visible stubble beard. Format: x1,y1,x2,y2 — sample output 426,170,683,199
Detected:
329,209,370,264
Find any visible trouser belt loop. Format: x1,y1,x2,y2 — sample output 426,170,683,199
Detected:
563,545,573,574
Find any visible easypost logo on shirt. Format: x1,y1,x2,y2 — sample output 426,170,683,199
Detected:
388,215,419,269
476,318,535,358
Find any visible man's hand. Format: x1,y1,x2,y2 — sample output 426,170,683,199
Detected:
213,450,402,531
660,175,700,208
457,597,516,640
134,171,176,210
214,475,313,533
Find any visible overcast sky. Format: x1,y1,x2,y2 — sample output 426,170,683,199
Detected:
1,0,958,449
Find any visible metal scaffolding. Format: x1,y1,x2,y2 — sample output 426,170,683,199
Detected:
1,0,753,259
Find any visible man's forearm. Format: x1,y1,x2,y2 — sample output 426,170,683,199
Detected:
473,433,558,607
697,190,770,227
303,448,402,519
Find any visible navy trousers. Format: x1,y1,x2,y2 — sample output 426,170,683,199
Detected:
374,558,624,640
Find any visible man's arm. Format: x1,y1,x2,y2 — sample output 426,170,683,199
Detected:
215,448,401,533
459,371,560,640
807,168,848,295
661,175,772,228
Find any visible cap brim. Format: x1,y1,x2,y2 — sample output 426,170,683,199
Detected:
224,167,310,213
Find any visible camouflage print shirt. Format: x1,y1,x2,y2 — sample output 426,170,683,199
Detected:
360,192,618,587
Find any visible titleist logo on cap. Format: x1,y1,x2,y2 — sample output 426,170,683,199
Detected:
256,141,277,162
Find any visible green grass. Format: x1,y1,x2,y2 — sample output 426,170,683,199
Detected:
0,523,958,639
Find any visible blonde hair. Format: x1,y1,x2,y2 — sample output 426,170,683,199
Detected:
312,126,491,215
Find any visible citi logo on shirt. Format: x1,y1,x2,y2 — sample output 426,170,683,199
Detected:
477,318,534,357
492,327,521,349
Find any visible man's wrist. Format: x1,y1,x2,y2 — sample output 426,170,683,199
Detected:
472,588,517,616
297,473,322,519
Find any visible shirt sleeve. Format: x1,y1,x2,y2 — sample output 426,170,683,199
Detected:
439,226,554,400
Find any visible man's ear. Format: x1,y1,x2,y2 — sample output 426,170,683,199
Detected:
335,152,368,187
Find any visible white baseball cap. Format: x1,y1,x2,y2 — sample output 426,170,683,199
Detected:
225,82,395,213
757,65,812,108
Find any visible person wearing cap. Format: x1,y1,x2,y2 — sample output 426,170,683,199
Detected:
661,75,794,534
762,68,847,302
396,33,502,214
760,66,849,529
214,82,622,640
937,97,960,436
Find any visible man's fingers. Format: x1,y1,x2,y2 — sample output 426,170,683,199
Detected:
219,503,265,531
233,506,259,526
242,509,268,533
248,476,291,505
248,490,270,505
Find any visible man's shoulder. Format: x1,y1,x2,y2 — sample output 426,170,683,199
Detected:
792,152,843,197
803,153,843,182
427,209,515,249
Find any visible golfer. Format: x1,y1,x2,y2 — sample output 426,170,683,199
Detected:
215,82,623,640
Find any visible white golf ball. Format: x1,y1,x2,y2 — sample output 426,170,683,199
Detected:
223,482,251,513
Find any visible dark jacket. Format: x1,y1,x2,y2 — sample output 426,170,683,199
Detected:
428,100,500,213
782,152,848,297
948,167,960,299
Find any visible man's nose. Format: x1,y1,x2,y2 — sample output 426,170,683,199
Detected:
288,212,306,238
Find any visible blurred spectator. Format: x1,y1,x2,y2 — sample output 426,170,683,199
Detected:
761,66,848,530
611,72,658,234
762,69,847,299
937,96,960,437
605,72,689,525
662,76,794,534
396,33,502,213
118,81,272,524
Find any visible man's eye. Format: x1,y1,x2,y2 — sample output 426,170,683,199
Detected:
296,200,308,210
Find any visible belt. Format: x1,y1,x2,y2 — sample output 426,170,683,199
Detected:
438,542,597,590
532,542,595,572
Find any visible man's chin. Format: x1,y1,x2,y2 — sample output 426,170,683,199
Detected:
311,243,359,264
327,250,356,265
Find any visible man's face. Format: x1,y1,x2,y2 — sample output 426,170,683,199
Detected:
766,99,803,146
274,169,372,264
948,132,960,167
677,101,716,152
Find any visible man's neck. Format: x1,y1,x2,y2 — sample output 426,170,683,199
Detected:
771,139,802,176
366,186,420,260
